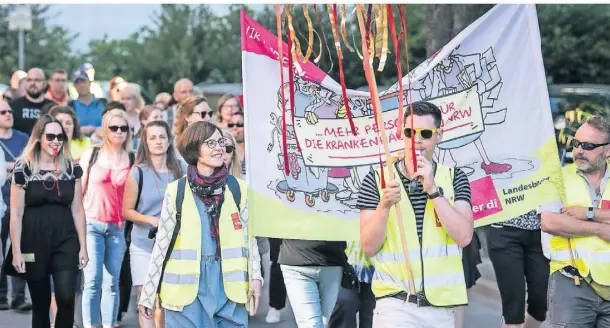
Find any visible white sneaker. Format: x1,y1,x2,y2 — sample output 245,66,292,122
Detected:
265,307,281,323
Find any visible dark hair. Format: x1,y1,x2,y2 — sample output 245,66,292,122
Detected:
103,101,126,116
403,101,442,128
216,93,241,121
177,121,222,166
50,70,67,79
135,120,183,179
232,111,244,119
47,105,83,141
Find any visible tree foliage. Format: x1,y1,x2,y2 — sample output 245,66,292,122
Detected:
0,4,609,93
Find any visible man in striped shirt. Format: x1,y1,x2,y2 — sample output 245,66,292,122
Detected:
358,101,474,328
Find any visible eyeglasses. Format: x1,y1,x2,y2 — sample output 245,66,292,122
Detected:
225,145,235,153
0,110,13,115
109,125,129,133
227,122,244,128
195,111,213,119
403,128,438,140
45,133,67,142
572,139,609,151
204,138,227,149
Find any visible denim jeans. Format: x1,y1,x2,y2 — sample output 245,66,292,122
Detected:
281,265,343,328
82,221,126,327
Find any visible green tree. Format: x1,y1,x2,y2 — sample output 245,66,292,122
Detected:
0,5,77,82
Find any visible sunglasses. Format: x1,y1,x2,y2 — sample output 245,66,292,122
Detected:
0,110,13,115
225,145,235,153
228,122,244,128
204,138,227,149
195,111,213,119
403,128,438,140
109,125,129,133
45,133,67,142
571,139,609,151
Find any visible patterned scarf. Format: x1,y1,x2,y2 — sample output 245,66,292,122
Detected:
187,164,228,260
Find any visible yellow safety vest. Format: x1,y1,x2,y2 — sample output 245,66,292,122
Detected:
159,177,250,309
371,165,467,307
544,164,610,285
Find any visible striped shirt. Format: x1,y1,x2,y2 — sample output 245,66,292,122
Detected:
356,162,471,239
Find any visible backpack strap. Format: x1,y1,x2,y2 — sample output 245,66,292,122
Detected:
134,166,144,210
227,175,241,211
83,147,100,196
157,177,186,293
128,152,135,167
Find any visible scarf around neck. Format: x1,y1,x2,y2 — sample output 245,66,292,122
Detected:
186,164,228,260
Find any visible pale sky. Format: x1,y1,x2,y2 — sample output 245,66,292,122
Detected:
48,4,261,53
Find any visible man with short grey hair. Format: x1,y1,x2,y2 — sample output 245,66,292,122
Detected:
541,115,610,327
164,78,194,130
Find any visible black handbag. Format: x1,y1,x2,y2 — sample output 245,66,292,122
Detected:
341,263,360,291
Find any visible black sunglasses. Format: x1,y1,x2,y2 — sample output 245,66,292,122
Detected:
225,145,235,153
109,125,129,133
0,110,13,115
195,111,213,119
45,133,67,142
228,122,244,128
572,139,609,151
403,128,438,140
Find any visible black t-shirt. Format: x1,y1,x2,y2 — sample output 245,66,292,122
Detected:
9,97,56,134
279,239,348,267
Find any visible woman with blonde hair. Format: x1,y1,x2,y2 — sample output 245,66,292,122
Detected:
173,96,212,139
48,105,92,161
80,109,135,328
222,131,241,179
215,93,241,129
5,114,88,328
119,83,144,137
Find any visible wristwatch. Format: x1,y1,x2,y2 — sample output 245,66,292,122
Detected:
586,207,595,221
428,187,444,199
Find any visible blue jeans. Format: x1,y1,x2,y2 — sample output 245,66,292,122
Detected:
281,265,343,328
82,221,126,326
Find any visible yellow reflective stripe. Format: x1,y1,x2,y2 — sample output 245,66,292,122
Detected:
375,245,461,263
550,250,610,263
169,249,198,261
163,273,198,285
373,270,464,289
224,271,248,282
221,247,248,259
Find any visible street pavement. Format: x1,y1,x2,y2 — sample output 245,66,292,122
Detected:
0,250,503,328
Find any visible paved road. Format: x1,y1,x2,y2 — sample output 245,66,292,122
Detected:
0,253,503,328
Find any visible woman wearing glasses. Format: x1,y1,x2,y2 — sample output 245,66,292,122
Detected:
80,109,135,328
48,105,92,161
222,131,242,179
173,96,213,140
215,94,242,129
5,115,88,328
138,121,262,327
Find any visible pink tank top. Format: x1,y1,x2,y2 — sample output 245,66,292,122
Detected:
84,163,130,226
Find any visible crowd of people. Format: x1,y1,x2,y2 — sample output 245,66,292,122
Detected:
0,64,608,328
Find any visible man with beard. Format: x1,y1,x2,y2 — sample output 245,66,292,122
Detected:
9,68,56,134
541,115,610,328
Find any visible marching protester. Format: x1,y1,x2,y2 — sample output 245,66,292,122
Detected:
227,111,245,175
222,131,242,178
172,96,210,141
154,92,172,109
358,101,473,328
328,242,376,328
123,120,184,328
10,68,56,134
540,115,610,328
215,93,242,129
80,109,134,328
120,83,145,138
165,78,194,128
138,121,262,327
5,114,88,328
8,70,27,101
134,105,163,149
108,76,126,103
0,100,31,313
45,70,70,106
69,73,106,139
48,105,92,161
